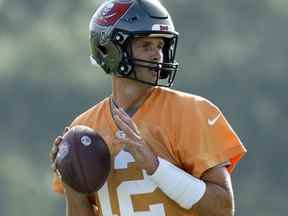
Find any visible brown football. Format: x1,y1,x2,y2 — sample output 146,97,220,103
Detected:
56,125,111,194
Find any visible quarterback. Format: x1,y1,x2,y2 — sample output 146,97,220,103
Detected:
50,0,247,215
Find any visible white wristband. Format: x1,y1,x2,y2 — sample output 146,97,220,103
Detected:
147,157,206,209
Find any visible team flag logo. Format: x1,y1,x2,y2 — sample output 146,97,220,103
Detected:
95,0,133,26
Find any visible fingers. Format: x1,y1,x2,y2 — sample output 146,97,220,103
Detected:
115,130,139,152
49,127,70,161
115,130,138,145
49,136,63,172
111,106,144,153
55,136,63,145
49,136,62,158
63,126,70,135
49,127,70,172
115,130,127,140
115,130,128,151
113,107,129,125
113,107,139,134
51,162,57,172
114,115,137,138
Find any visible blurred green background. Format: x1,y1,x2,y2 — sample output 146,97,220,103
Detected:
1,0,287,215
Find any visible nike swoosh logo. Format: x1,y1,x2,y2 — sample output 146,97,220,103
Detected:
208,113,221,126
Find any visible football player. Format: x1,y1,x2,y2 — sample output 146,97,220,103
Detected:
50,0,247,215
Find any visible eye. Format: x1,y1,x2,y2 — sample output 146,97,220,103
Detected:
158,41,165,50
141,41,151,50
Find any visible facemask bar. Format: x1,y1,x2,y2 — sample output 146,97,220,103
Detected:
113,30,179,87
129,58,178,86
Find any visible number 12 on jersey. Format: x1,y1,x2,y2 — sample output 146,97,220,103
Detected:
97,151,166,216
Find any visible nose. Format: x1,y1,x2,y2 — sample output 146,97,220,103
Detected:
151,47,163,62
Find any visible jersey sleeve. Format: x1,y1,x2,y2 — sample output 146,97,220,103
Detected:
178,98,247,178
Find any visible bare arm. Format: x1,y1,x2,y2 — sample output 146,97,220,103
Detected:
64,183,96,216
192,166,234,216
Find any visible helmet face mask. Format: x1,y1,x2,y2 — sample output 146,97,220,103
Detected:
89,0,179,87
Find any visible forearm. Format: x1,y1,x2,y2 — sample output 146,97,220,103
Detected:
66,197,95,216
148,157,234,216
192,182,234,216
65,186,96,216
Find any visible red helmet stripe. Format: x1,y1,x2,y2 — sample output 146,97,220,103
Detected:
95,2,133,26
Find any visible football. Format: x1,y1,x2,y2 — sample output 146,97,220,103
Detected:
56,125,111,194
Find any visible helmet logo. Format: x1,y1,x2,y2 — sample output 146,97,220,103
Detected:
81,135,92,146
101,2,115,17
95,1,133,26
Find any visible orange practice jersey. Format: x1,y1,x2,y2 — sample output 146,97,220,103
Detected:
52,86,247,216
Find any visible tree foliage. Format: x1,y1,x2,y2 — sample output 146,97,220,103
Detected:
1,0,287,215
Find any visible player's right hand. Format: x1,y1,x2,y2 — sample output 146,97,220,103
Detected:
49,127,70,172
49,127,96,215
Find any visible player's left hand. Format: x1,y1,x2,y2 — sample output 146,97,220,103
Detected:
113,107,159,175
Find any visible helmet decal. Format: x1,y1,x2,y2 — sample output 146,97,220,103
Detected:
95,1,133,26
152,24,171,32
